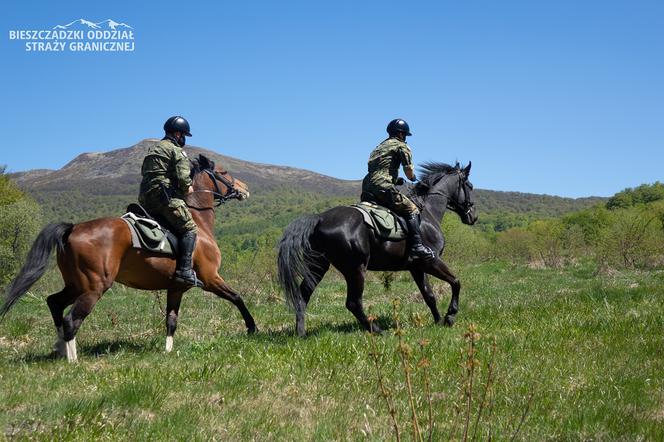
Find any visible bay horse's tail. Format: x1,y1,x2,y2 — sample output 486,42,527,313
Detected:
0,222,73,318
277,215,323,310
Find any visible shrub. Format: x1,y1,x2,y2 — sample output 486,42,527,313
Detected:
493,228,534,265
441,216,491,264
562,206,611,245
596,207,664,269
527,219,565,268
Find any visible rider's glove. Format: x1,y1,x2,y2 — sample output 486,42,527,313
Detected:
395,177,405,186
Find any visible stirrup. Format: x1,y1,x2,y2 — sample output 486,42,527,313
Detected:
173,269,204,288
409,245,436,261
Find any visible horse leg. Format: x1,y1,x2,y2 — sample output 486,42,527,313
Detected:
205,276,257,334
61,291,103,362
295,260,329,337
409,268,442,324
344,268,381,334
46,287,76,358
165,289,185,353
421,259,460,327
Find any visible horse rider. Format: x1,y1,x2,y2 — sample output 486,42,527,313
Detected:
138,116,203,287
361,118,436,261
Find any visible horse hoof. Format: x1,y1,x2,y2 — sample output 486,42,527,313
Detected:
53,340,67,358
369,324,383,335
247,326,258,335
165,336,174,353
65,338,78,363
443,315,455,327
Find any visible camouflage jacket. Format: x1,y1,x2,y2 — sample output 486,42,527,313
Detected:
139,137,192,198
362,137,414,191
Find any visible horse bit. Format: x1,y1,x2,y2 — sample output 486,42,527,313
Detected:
187,169,241,209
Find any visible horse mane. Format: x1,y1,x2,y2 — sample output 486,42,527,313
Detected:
190,154,216,177
412,161,461,196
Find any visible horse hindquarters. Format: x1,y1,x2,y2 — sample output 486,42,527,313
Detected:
278,215,332,336
55,218,132,361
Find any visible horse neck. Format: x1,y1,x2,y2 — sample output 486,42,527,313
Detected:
191,208,215,236
188,173,217,235
422,174,458,224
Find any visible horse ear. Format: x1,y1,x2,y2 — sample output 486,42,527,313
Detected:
198,154,210,169
455,161,460,170
464,161,472,177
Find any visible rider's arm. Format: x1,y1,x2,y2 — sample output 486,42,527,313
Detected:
404,166,416,182
174,148,193,193
399,144,417,182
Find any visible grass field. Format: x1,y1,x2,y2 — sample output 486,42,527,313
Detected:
1,261,663,440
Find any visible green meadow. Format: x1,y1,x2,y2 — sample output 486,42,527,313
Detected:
1,261,662,440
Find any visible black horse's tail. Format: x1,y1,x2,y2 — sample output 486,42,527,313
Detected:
277,215,324,310
0,222,73,318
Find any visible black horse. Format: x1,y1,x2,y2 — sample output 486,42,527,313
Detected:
278,162,478,336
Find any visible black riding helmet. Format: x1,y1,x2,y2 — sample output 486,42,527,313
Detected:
386,118,412,137
163,116,192,136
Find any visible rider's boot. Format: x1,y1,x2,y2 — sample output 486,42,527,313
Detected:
173,231,204,288
405,215,436,261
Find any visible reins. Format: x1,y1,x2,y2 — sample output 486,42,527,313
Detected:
412,171,474,215
185,169,241,210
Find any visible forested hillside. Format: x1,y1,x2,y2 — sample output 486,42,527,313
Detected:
11,139,605,240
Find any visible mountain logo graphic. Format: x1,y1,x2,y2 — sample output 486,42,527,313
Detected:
53,19,133,30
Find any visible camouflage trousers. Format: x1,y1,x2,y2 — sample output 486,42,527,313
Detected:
361,185,419,217
138,189,197,235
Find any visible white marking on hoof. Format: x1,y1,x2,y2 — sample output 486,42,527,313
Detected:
65,338,78,363
165,336,173,353
53,326,66,357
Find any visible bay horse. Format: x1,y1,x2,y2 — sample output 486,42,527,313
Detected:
0,154,256,362
278,162,477,336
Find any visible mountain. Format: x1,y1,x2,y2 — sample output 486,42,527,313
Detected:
53,19,100,30
52,19,132,31
96,19,133,30
10,139,605,233
12,139,357,196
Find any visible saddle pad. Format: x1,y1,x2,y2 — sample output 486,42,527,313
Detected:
350,202,407,240
121,213,175,255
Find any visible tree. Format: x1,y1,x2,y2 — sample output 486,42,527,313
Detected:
606,182,664,210
0,166,25,206
0,168,43,285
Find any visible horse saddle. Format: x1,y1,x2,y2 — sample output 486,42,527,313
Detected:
121,204,179,256
350,201,408,241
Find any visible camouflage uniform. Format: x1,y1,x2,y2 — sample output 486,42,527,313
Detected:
138,137,197,234
361,137,419,216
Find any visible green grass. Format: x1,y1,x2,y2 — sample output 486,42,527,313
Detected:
1,262,663,440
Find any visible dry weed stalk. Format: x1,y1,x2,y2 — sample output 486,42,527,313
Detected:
417,339,434,442
366,315,532,441
462,324,480,441
367,314,401,442
392,299,423,442
472,337,497,441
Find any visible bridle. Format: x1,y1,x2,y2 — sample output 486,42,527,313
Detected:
424,171,474,216
186,169,242,210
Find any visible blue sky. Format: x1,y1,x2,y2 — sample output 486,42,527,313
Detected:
1,0,662,197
